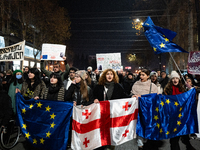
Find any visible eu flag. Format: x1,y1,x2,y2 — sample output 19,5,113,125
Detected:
143,16,188,54
136,88,198,140
16,92,73,150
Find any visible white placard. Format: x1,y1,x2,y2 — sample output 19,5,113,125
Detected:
0,40,25,61
41,43,66,61
96,53,121,71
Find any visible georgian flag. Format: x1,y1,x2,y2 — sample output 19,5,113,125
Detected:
72,98,138,150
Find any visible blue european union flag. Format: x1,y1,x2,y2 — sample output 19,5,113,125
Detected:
136,88,198,140
143,16,188,54
16,92,73,150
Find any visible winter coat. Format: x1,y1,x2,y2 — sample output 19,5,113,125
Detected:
65,83,93,106
131,79,158,95
122,78,135,95
21,80,46,99
0,90,12,126
93,83,129,101
43,85,65,101
8,82,23,113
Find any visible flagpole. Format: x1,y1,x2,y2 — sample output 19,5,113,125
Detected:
169,52,186,83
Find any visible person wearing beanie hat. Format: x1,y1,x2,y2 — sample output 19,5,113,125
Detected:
164,72,196,150
8,69,24,114
65,70,93,106
87,66,98,84
122,72,135,95
150,71,162,93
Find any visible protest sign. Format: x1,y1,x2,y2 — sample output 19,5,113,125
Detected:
41,43,66,61
187,51,200,74
0,40,25,61
96,53,121,71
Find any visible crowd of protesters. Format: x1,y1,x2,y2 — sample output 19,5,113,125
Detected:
0,55,199,150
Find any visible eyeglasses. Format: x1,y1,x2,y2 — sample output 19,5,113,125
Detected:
69,72,75,74
53,66,59,68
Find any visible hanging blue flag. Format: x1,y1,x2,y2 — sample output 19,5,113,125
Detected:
136,88,198,140
143,16,188,54
16,92,73,150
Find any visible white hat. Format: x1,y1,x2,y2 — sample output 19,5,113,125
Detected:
87,66,92,71
150,71,158,77
170,71,180,79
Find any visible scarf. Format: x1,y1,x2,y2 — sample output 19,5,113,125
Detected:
105,81,115,100
48,84,60,94
172,85,183,95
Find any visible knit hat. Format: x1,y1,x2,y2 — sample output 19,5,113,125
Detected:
87,66,92,71
128,72,133,76
150,71,158,77
13,70,23,75
170,71,180,79
75,70,86,80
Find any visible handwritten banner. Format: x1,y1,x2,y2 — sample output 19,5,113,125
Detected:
0,40,25,61
96,53,121,71
187,51,200,74
41,43,66,61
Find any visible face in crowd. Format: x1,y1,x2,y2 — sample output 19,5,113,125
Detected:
106,71,114,82
140,72,149,82
161,72,166,79
157,71,160,77
186,78,192,86
127,74,133,80
50,75,58,84
69,70,76,80
150,75,157,83
172,77,179,86
28,72,35,79
74,74,81,83
25,67,29,73
53,64,60,73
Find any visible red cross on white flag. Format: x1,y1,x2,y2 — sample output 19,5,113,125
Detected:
71,97,138,150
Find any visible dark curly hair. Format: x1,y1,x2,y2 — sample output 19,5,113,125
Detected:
26,68,42,90
50,72,63,88
164,78,185,95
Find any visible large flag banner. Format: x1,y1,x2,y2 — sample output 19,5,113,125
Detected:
72,98,138,150
143,16,188,54
137,88,198,140
41,43,66,61
16,93,73,150
188,51,200,74
96,53,122,71
0,40,25,61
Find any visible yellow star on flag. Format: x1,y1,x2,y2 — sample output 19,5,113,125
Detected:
160,101,164,107
165,99,170,104
33,139,37,144
50,113,56,119
174,102,179,107
156,123,160,128
22,124,27,130
153,47,157,52
174,128,177,132
22,108,26,114
45,105,51,112
164,38,169,42
29,104,34,109
160,128,163,134
178,113,182,118
50,122,56,128
159,43,165,48
155,107,159,112
177,121,182,126
46,131,51,138
25,132,30,139
37,102,43,108
40,138,45,144
166,131,170,135
154,115,159,121
179,107,182,111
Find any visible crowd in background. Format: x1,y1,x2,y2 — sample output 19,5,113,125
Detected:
0,56,199,150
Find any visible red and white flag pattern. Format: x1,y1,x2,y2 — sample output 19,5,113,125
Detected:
71,98,138,150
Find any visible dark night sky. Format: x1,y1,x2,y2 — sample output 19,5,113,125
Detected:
60,0,167,71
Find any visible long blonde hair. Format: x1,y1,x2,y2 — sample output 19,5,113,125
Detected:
80,79,89,101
